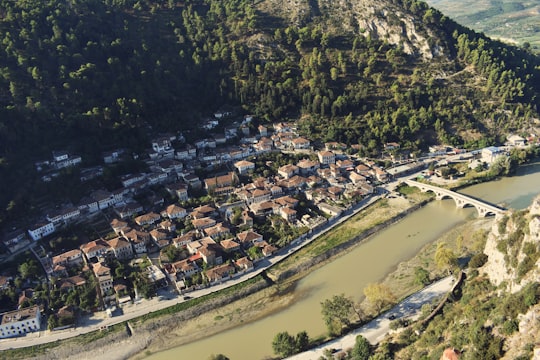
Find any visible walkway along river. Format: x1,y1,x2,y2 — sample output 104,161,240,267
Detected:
148,160,540,360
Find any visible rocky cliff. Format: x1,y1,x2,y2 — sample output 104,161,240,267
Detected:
482,195,540,293
257,0,448,59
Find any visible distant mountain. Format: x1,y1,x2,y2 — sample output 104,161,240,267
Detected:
426,0,540,52
0,0,539,223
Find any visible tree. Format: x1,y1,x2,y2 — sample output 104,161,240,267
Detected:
321,294,356,335
272,331,296,357
414,267,430,286
351,335,372,360
435,242,458,274
363,283,396,313
295,331,310,352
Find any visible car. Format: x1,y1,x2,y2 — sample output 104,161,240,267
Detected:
388,314,396,320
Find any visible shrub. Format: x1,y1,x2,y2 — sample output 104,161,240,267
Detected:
469,253,488,268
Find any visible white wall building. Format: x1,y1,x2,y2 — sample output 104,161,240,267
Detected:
0,305,41,338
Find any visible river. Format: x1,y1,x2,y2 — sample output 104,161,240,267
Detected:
148,159,540,360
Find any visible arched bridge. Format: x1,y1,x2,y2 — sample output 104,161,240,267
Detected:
404,180,505,217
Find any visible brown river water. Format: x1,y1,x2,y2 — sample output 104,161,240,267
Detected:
148,159,540,360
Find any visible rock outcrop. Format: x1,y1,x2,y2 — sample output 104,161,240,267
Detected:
482,195,540,293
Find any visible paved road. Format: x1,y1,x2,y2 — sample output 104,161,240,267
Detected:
287,276,454,359
0,193,384,351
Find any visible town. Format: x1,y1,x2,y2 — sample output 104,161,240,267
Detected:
0,112,537,340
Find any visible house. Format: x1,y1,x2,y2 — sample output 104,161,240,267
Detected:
204,172,238,191
349,171,367,185
373,167,388,182
277,164,299,179
235,257,254,271
236,230,263,248
234,160,255,174
150,229,169,243
261,242,278,257
114,202,143,219
121,173,146,188
199,244,223,266
107,237,133,260
156,159,183,174
254,137,273,153
317,202,344,217
318,151,335,166
28,221,55,241
162,204,187,220
91,189,118,210
244,189,271,204
81,239,110,261
186,237,216,255
190,205,217,219
384,142,400,151
204,263,235,284
191,217,217,230
203,223,230,240
130,236,147,255
249,201,278,218
336,159,354,170
52,249,84,268
291,137,310,149
47,206,81,225
159,220,176,232
78,196,99,214
274,195,299,208
134,212,161,226
165,182,189,201
110,219,129,234
151,136,174,155
170,259,199,279
220,239,240,253
481,146,506,164
147,172,168,185
0,305,41,339
57,275,86,291
123,229,151,245
103,149,125,164
280,207,297,222
506,134,526,147
173,231,196,248
296,159,320,175
92,262,114,299
52,151,82,170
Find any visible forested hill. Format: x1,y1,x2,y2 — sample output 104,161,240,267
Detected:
0,0,539,218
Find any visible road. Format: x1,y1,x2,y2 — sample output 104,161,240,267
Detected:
0,193,384,351
287,276,455,359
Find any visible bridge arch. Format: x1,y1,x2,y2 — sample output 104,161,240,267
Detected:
403,180,505,217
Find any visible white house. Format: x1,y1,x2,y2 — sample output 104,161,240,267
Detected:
234,160,255,174
481,146,506,164
28,222,55,241
0,305,41,339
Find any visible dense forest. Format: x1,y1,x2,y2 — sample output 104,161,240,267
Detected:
0,0,539,225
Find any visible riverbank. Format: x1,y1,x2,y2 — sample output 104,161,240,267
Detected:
0,190,491,360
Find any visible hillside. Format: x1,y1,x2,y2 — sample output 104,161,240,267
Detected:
0,0,540,224
377,196,540,360
426,0,540,52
